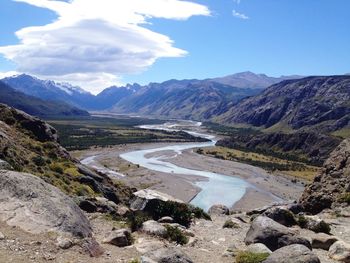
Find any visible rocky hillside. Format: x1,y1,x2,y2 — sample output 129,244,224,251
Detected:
112,79,260,120
0,81,89,118
218,76,350,135
300,138,350,214
0,104,131,200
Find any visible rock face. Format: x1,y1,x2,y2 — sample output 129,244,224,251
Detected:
263,244,320,263
300,138,350,214
208,204,230,215
244,216,311,251
0,170,92,238
328,241,350,263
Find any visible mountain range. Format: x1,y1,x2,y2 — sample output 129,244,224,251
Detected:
217,75,350,134
0,81,89,118
1,72,301,118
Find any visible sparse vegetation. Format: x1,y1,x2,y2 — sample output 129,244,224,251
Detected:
235,251,269,263
164,225,189,245
339,193,350,204
223,219,239,229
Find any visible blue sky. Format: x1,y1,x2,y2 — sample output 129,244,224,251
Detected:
0,0,349,93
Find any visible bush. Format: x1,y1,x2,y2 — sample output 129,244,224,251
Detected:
235,251,269,263
223,219,239,229
4,116,16,126
127,211,151,232
75,184,95,196
339,193,350,204
49,162,64,174
164,225,188,245
297,215,308,228
32,156,46,166
311,220,331,234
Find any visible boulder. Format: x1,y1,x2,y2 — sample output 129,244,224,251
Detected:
141,220,167,237
158,216,174,223
130,189,183,211
0,232,5,240
311,233,338,250
303,216,331,234
263,244,320,263
103,228,133,247
263,207,297,227
57,237,73,249
0,170,92,238
245,216,311,251
328,241,350,262
0,159,12,170
208,204,230,215
81,238,105,257
247,243,272,254
144,248,193,263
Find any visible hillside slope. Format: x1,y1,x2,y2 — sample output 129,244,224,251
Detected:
0,81,89,117
218,76,350,134
300,138,350,214
112,79,261,120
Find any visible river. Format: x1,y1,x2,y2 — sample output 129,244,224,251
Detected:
119,121,250,211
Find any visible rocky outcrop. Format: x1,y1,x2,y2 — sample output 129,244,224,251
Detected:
263,244,320,263
300,138,350,214
130,189,184,211
141,220,167,237
103,229,133,247
208,204,230,216
0,170,92,238
244,216,311,251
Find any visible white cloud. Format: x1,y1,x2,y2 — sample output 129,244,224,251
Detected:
232,9,249,19
0,0,210,92
0,71,21,79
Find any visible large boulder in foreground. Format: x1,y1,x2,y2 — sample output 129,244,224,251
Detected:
300,138,350,214
130,189,184,211
0,170,92,238
245,216,311,251
263,244,320,263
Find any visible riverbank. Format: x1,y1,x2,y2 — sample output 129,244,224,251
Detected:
72,141,304,212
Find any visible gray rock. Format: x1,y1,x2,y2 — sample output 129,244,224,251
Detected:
328,241,350,262
0,170,92,238
158,216,174,223
81,238,105,257
263,244,320,263
208,204,230,215
304,216,331,234
0,232,5,240
245,216,311,251
130,189,183,211
263,207,297,227
0,159,12,170
145,248,193,263
311,233,338,250
141,220,167,237
247,243,272,254
141,256,157,263
57,237,73,249
103,228,133,247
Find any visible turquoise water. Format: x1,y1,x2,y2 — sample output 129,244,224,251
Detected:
119,122,249,211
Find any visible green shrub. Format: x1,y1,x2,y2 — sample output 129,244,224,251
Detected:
127,211,151,232
128,259,140,263
297,215,308,228
75,184,95,196
49,162,64,174
223,219,239,229
32,156,46,166
339,193,350,204
235,251,269,263
312,220,331,234
164,225,188,245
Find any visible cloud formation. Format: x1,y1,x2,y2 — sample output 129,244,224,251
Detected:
232,9,249,20
0,0,210,93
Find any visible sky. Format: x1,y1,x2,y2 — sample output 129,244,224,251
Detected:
0,0,349,94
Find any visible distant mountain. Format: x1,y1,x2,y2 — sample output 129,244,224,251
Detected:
0,81,89,117
218,75,350,134
212,71,303,89
92,83,141,110
111,79,261,120
1,74,96,109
